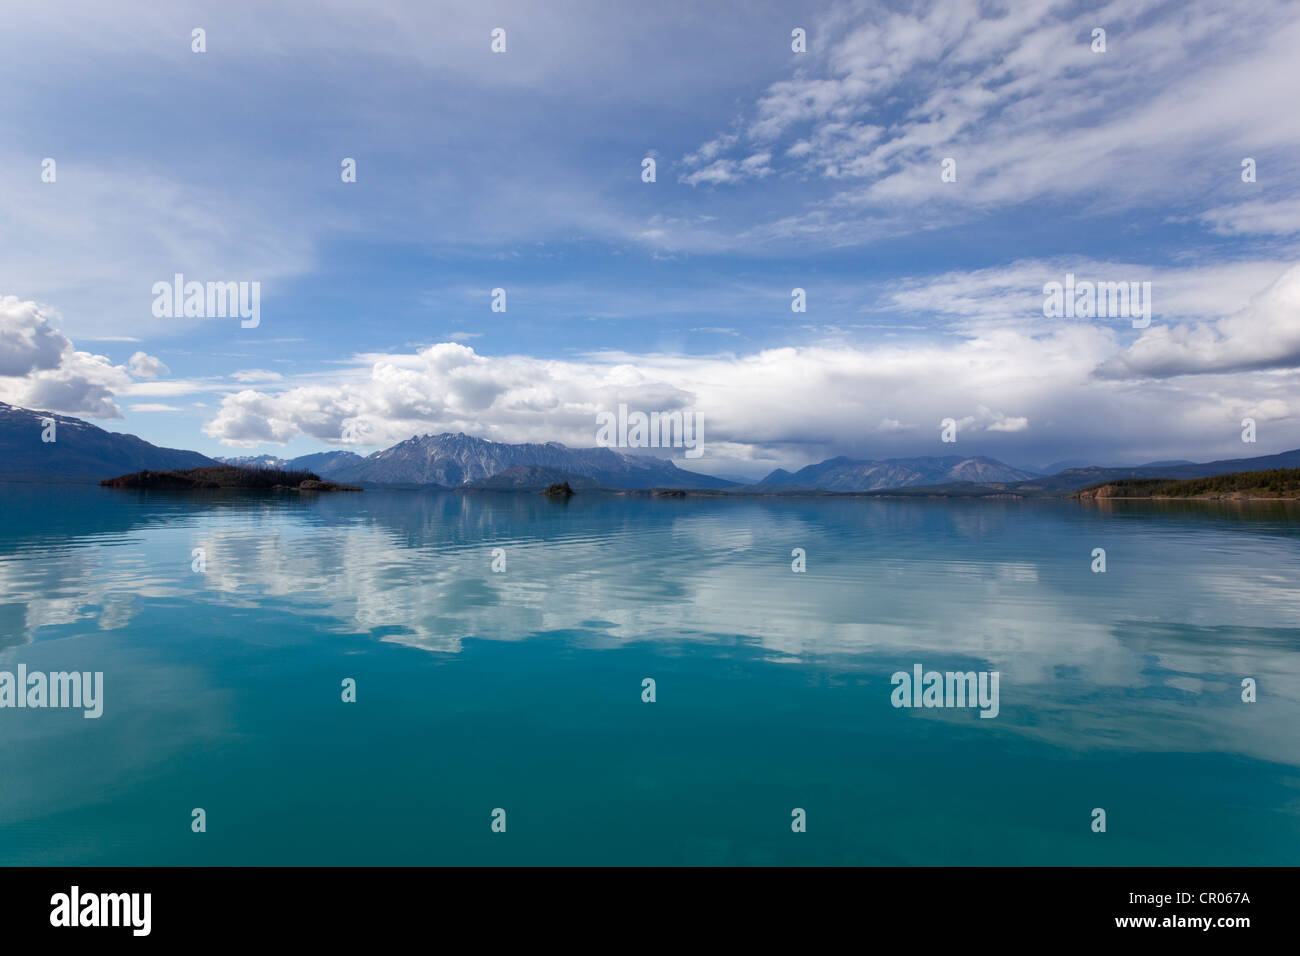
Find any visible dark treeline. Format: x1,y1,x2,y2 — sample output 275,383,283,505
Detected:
101,466,322,490
1078,468,1300,498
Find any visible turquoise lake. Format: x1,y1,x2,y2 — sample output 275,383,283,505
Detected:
1,484,1298,865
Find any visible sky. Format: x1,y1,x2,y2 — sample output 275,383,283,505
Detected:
1,0,1299,478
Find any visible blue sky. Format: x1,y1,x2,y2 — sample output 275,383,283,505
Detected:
2,0,1299,477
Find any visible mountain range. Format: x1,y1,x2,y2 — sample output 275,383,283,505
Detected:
755,455,1039,491
283,433,738,489
0,402,212,480
214,453,294,470
212,435,731,489
2,401,1296,494
993,449,1300,495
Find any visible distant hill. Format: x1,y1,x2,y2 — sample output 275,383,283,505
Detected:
1131,448,1300,478
321,432,735,490
0,402,214,481
1001,447,1300,495
218,451,369,476
465,465,604,491
3,399,1296,498
755,455,1038,492
1075,468,1300,500
285,450,366,477
1039,459,1093,474
751,448,1300,497
0,405,730,490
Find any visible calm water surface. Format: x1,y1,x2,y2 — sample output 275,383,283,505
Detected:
1,484,1298,865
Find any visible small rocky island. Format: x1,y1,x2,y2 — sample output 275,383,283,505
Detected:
541,481,574,498
100,465,361,492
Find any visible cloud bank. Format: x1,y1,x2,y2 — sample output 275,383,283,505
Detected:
197,262,1300,469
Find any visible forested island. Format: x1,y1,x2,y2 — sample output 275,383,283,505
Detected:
100,466,361,492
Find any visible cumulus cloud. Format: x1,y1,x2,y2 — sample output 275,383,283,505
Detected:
127,351,169,379
17,350,130,419
190,251,1300,469
197,305,1298,470
0,297,69,377
1101,264,1300,378
987,414,1030,433
0,295,175,418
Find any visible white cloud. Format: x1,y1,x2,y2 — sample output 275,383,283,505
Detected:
0,295,179,417
884,258,1298,333
1199,197,1300,237
987,415,1030,433
16,350,131,419
230,369,283,383
681,132,740,168
0,297,69,377
680,161,745,187
198,274,1300,469
127,351,169,379
682,151,776,187
1101,263,1300,377
681,0,1300,243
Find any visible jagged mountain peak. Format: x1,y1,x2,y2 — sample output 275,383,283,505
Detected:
757,453,1038,491
318,430,731,489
